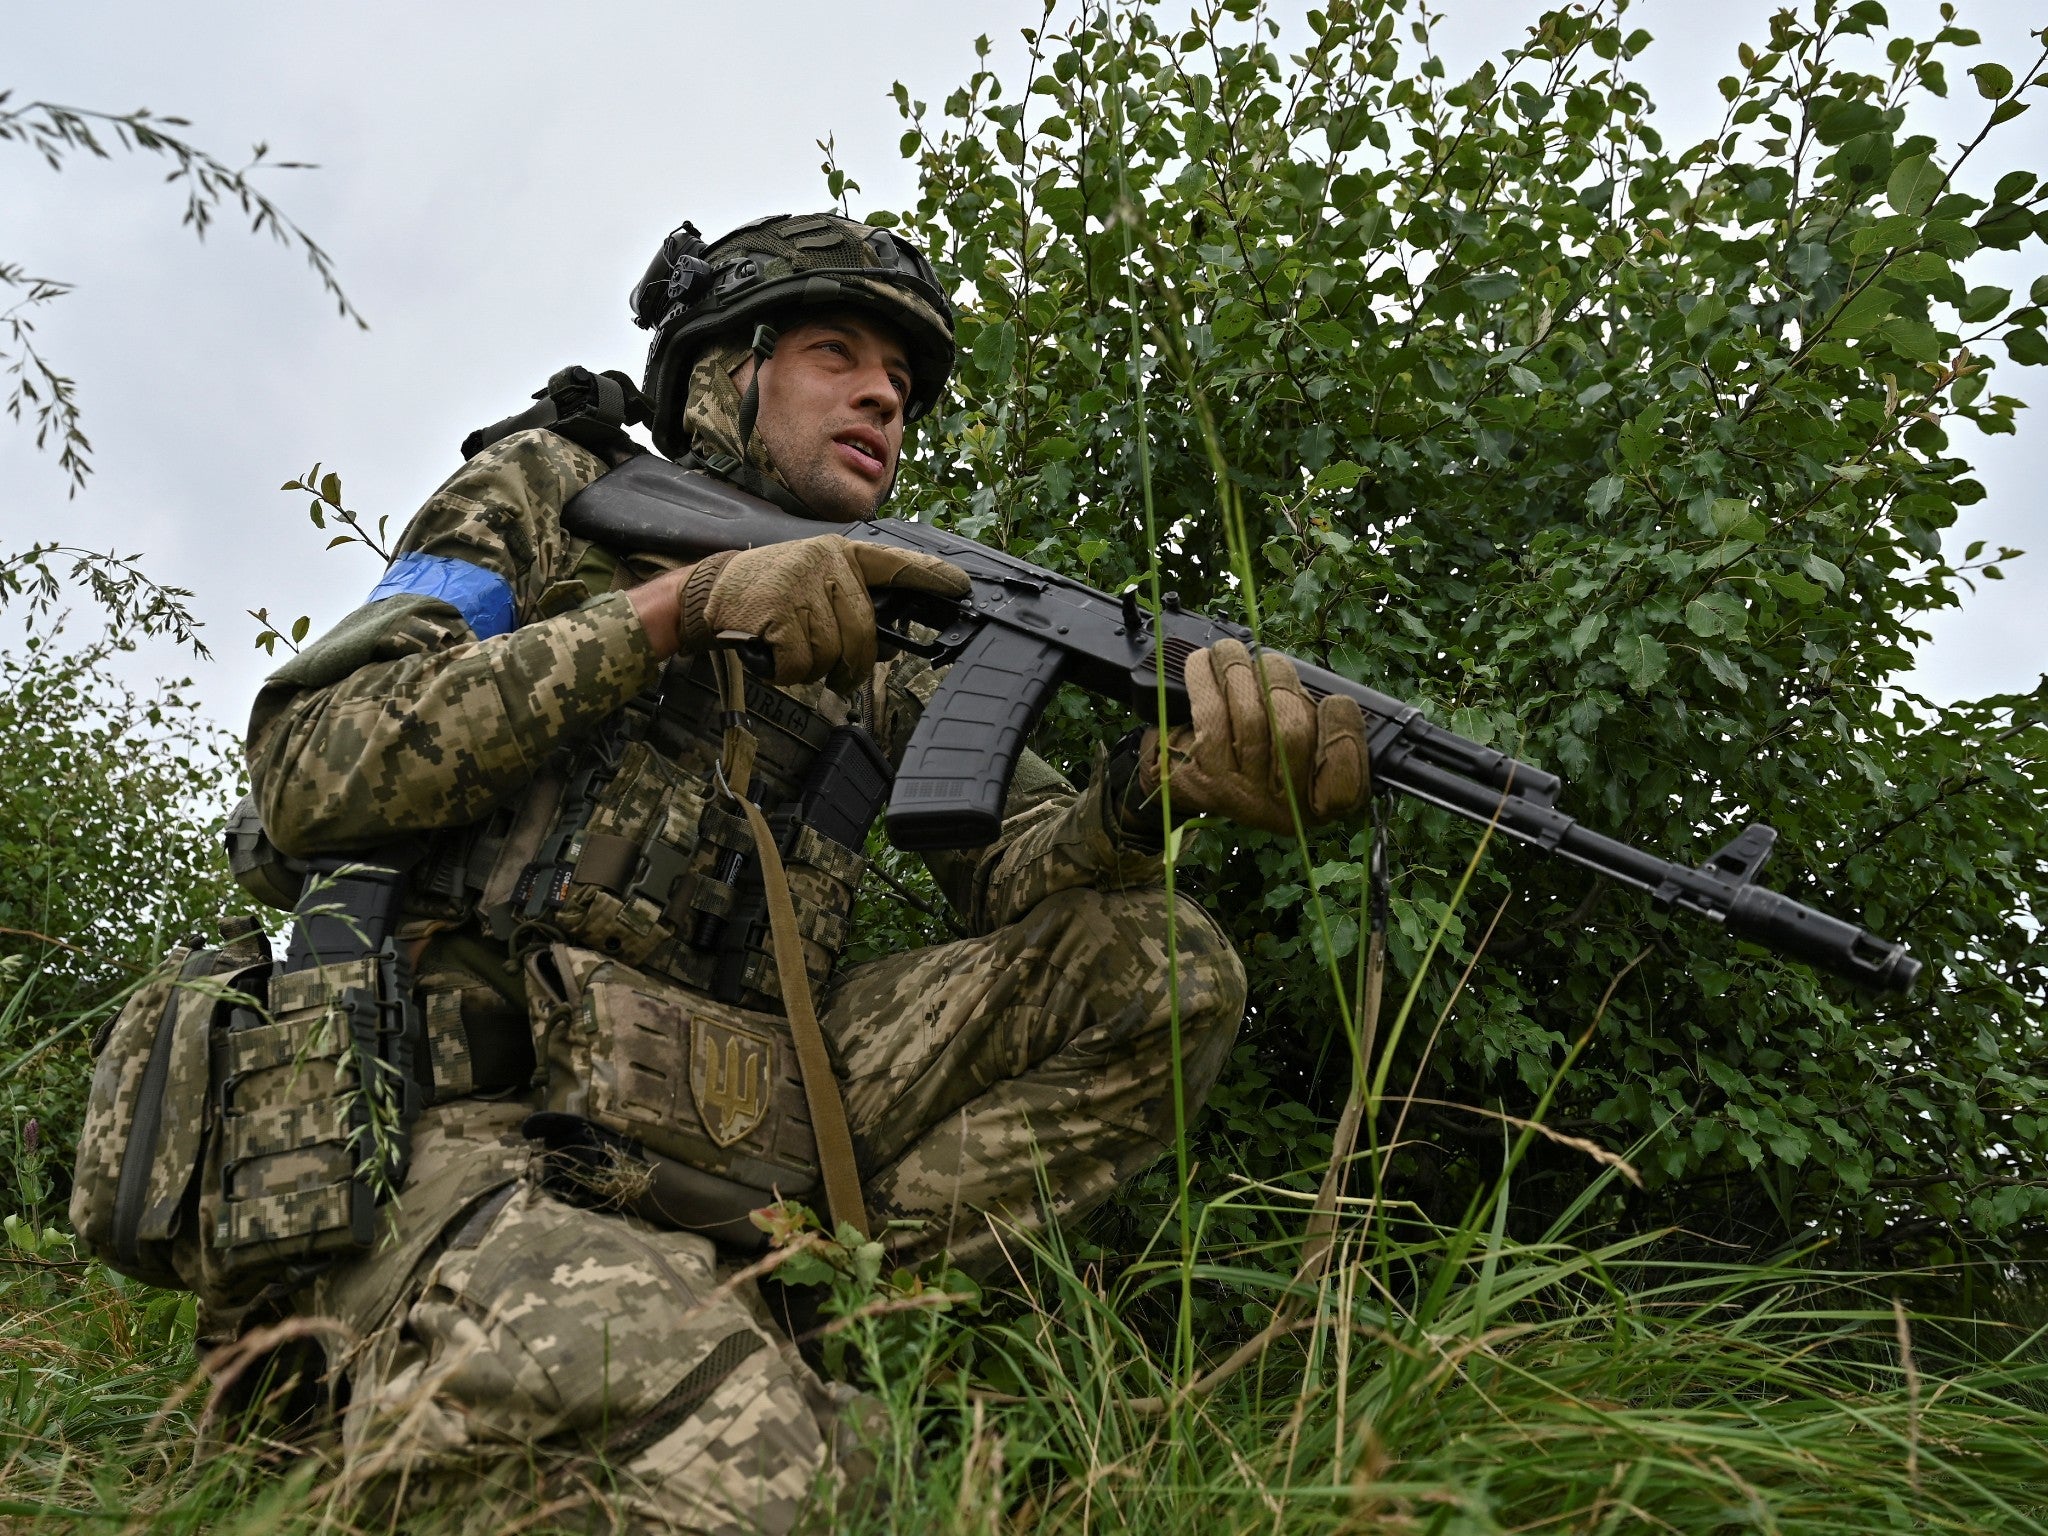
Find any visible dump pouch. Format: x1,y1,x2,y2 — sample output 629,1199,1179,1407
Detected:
224,794,307,914
525,1111,773,1252
71,919,271,1291
528,943,820,1231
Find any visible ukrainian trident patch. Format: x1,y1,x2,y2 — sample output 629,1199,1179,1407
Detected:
690,1015,772,1147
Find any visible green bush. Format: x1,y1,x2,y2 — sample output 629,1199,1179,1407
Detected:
0,626,242,1219
879,0,2048,1264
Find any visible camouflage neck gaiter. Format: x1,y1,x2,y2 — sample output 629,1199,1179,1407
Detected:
682,340,787,491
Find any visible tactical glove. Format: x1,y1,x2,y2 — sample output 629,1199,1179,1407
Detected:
677,535,970,690
1138,638,1368,834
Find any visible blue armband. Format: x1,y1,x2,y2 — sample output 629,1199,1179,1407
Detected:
365,552,518,641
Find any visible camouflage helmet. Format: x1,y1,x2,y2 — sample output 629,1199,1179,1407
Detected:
631,212,956,458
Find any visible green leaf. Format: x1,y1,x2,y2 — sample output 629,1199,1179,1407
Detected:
1764,569,1827,604
1886,153,1945,216
1313,460,1365,492
1709,498,1768,541
1683,590,1755,637
1957,285,2011,324
1848,215,1920,256
1970,62,2014,99
1461,273,1521,303
1801,553,1845,591
1996,171,2039,204
1833,285,1899,337
1921,218,1980,258
1685,294,1728,336
1700,648,1749,691
2008,328,2048,366
1885,251,1950,283
1586,474,1625,516
1567,610,1608,657
1703,1057,1748,1096
1611,632,1670,692
1878,318,1942,362
971,319,1017,380
1211,300,1257,340
1975,203,2035,250
1575,381,1614,406
853,1240,884,1290
1618,405,1664,468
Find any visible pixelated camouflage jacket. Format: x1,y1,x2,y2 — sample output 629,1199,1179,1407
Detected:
246,429,1164,945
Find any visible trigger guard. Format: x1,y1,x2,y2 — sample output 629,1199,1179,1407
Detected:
875,623,947,660
872,588,970,662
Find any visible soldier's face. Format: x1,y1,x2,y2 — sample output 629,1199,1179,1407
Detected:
737,312,911,521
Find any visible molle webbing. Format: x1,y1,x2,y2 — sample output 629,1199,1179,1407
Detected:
204,858,430,1279
486,650,874,1012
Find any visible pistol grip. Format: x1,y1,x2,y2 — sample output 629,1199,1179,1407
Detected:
885,625,1068,850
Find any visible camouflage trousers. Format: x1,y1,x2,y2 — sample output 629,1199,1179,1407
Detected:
305,885,1244,1534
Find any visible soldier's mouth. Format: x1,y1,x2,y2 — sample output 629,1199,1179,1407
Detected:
832,429,887,477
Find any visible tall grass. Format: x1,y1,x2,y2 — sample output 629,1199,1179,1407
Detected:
7,1173,2048,1533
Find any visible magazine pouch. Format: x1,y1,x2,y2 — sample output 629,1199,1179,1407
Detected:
203,942,419,1285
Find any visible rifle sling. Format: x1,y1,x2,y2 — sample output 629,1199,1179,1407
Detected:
713,652,868,1241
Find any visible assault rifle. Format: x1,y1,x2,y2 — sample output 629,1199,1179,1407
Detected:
565,456,1921,993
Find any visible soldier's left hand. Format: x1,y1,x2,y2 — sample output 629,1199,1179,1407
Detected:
1138,638,1368,834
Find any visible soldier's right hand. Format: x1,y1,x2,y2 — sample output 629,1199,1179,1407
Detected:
629,535,969,691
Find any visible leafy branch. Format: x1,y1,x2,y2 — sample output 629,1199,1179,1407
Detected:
251,464,385,655
0,93,366,492
0,544,207,657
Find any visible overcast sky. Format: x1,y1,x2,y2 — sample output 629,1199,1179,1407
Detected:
4,1,2041,745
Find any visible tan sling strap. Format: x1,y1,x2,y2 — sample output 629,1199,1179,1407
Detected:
713,652,870,1240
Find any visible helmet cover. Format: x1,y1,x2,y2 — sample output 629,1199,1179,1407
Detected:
633,213,955,459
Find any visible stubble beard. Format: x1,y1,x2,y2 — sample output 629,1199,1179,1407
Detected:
760,419,893,522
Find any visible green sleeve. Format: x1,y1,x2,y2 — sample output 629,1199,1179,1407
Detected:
246,431,658,856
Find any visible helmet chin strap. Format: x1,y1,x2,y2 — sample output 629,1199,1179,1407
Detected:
735,322,779,457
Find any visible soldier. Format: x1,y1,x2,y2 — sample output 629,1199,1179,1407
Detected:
244,212,1368,1531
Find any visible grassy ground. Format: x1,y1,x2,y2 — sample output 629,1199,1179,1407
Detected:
6,1192,2047,1535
